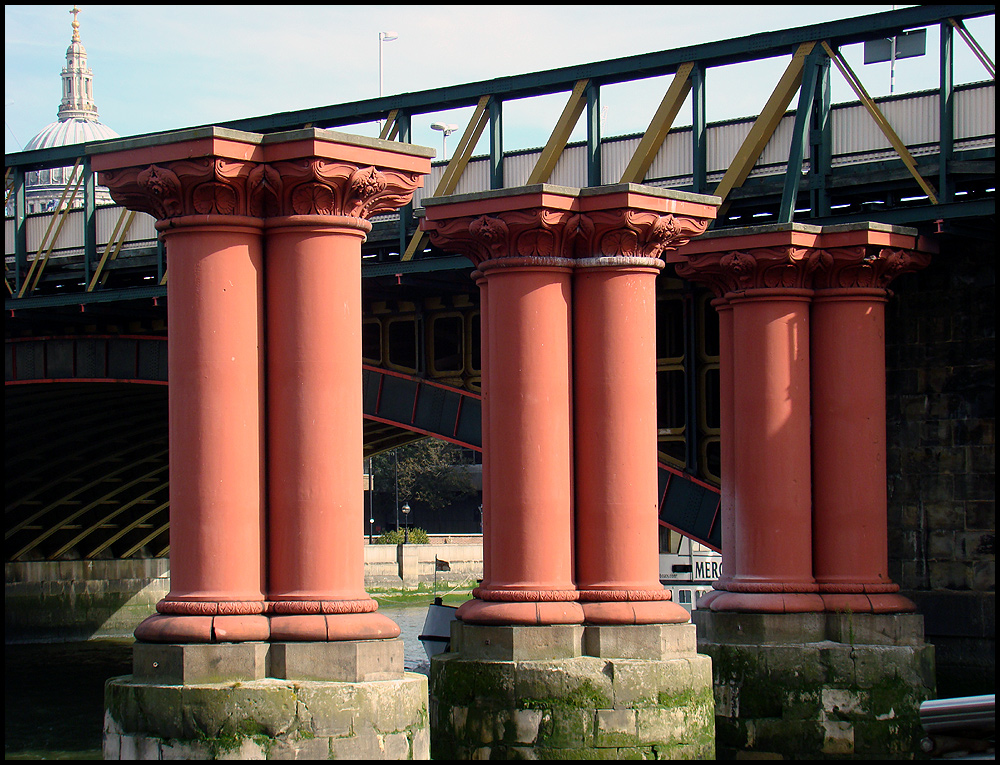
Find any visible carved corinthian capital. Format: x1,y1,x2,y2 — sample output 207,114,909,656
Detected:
575,209,711,262
422,207,581,266
812,245,932,289
675,245,831,296
261,159,425,219
100,158,260,220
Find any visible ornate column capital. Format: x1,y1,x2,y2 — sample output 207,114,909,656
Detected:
257,159,426,220
422,206,581,268
572,208,711,268
673,223,935,296
811,245,932,290
675,244,828,297
100,157,262,220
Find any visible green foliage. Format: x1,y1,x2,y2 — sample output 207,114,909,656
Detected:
370,438,479,510
373,527,430,545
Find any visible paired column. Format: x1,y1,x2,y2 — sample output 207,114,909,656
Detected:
421,184,720,626
572,188,717,624
95,129,432,642
424,189,583,625
672,223,933,613
97,140,271,642
263,148,429,640
810,237,930,612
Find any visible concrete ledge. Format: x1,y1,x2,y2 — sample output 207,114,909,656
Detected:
270,639,404,682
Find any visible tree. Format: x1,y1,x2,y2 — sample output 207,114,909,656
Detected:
371,438,479,511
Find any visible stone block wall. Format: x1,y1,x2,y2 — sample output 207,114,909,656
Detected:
885,237,995,697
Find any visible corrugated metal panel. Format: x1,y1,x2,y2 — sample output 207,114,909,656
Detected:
955,83,995,142
95,207,157,248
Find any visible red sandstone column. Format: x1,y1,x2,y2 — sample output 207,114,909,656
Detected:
422,188,584,625
572,187,718,624
260,133,432,641
810,227,932,613
94,133,270,642
674,230,826,612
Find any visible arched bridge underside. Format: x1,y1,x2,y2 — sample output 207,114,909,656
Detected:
5,336,720,564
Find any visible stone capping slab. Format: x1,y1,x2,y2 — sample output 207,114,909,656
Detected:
583,622,698,659
452,622,585,661
270,638,404,682
421,182,721,217
131,638,407,685
422,183,581,208
578,181,721,208
260,127,436,158
87,126,265,157
132,641,269,685
692,610,927,646
450,622,704,662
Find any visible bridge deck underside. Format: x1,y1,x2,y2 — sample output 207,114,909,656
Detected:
4,375,720,563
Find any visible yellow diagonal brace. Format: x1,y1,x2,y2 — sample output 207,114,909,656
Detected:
526,79,590,185
620,62,695,184
88,209,136,291
402,95,492,261
822,41,938,204
124,521,171,560
714,42,815,208
19,160,85,296
380,109,400,140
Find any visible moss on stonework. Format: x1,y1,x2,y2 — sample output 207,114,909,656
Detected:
520,677,611,711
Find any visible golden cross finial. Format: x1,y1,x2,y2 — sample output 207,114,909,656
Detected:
70,6,81,42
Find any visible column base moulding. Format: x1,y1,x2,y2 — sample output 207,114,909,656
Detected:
268,611,401,642
456,597,585,626
580,599,692,625
134,613,270,643
707,590,826,613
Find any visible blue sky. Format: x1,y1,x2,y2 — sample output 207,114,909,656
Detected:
4,5,995,157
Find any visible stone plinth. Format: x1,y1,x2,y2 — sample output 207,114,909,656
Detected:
108,639,423,759
104,671,429,760
692,610,935,759
429,623,715,759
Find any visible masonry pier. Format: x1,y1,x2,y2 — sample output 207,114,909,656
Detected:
93,127,435,759
421,184,721,759
675,223,938,759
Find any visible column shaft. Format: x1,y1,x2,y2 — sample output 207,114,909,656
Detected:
461,262,583,625
711,288,823,612
138,216,269,642
574,262,688,623
265,216,398,641
811,288,914,612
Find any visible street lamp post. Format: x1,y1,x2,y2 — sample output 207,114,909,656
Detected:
402,502,411,544
378,31,398,132
430,122,458,160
